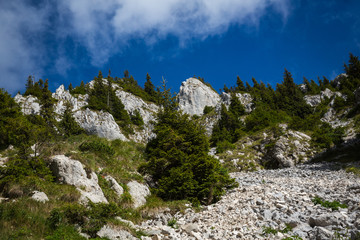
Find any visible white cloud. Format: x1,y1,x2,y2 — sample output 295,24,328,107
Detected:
0,0,290,93
60,0,290,64
0,0,50,93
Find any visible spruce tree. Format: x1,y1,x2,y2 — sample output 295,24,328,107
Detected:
139,81,237,205
144,73,156,98
236,76,246,92
60,103,84,137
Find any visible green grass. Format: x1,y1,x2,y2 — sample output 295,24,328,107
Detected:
346,166,360,177
312,196,347,211
262,224,293,236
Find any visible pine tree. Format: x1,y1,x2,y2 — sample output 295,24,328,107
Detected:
60,103,84,137
139,82,237,204
68,83,73,92
40,79,55,128
124,70,129,79
144,73,157,98
236,76,246,92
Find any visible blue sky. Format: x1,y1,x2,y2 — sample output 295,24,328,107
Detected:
1,0,360,94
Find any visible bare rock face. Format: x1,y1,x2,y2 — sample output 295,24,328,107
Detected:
270,130,312,168
178,78,220,116
220,92,254,113
116,90,158,143
14,94,40,115
333,73,348,89
74,108,128,141
127,180,150,208
49,155,108,204
304,88,345,108
52,85,88,119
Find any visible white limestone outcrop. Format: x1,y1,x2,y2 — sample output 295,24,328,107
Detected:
49,155,108,204
116,90,158,143
178,78,220,116
74,108,128,141
127,180,150,208
14,94,41,115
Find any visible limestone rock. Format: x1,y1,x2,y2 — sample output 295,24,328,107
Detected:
116,89,158,143
333,73,348,89
74,108,127,141
127,181,150,208
105,175,124,197
49,155,108,204
14,94,40,115
220,92,254,113
52,85,88,119
266,129,312,168
97,225,137,240
31,191,49,203
304,95,322,107
178,78,220,116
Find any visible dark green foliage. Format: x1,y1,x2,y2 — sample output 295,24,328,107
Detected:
59,103,84,137
144,73,157,99
0,88,22,150
312,196,347,211
245,105,287,132
0,157,54,192
203,105,215,115
139,81,237,204
40,79,56,128
48,202,120,238
211,93,245,152
236,76,246,92
70,81,86,95
311,123,344,148
87,72,131,126
68,83,73,92
275,70,311,118
79,140,115,156
344,53,360,79
130,109,144,127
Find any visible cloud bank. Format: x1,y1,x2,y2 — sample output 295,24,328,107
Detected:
0,0,289,93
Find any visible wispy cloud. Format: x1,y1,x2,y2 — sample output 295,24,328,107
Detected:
0,0,290,93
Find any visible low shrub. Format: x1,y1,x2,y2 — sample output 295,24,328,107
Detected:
312,196,347,211
79,140,115,156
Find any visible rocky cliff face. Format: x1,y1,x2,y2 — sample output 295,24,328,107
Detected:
116,90,158,143
14,94,41,115
178,78,220,115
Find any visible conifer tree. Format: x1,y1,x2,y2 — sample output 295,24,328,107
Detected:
236,76,246,92
139,80,237,204
68,83,73,92
60,103,84,137
144,73,157,98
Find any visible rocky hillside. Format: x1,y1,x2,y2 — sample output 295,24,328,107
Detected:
1,56,360,239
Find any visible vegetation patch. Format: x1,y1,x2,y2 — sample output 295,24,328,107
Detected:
312,196,347,211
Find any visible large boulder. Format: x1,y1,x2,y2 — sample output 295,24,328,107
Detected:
178,78,220,116
127,181,150,208
31,191,49,203
14,94,41,115
74,108,127,141
49,155,108,204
